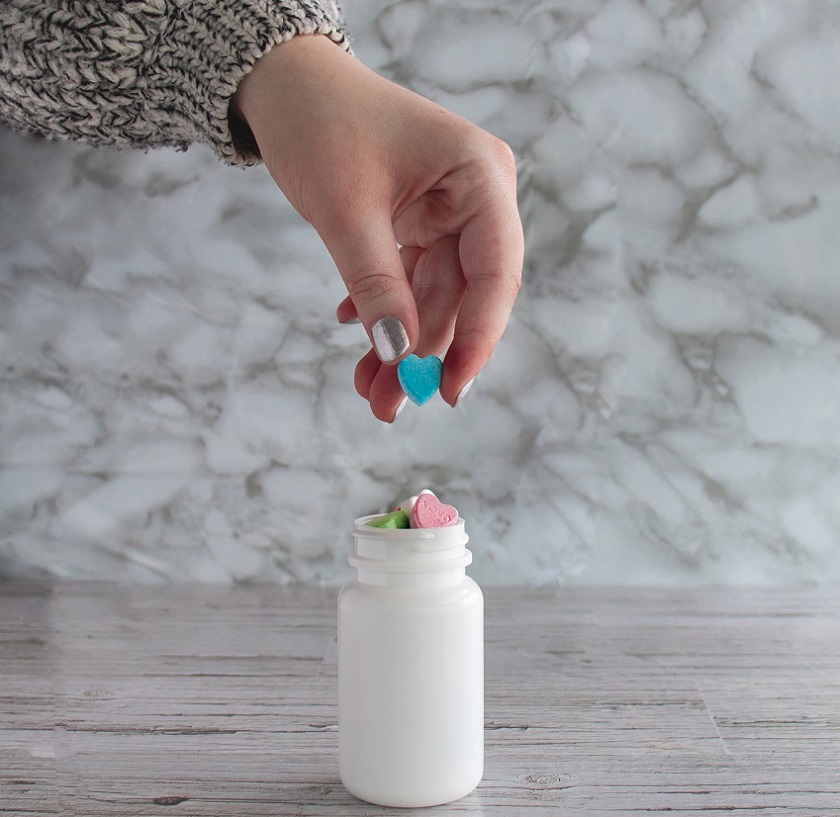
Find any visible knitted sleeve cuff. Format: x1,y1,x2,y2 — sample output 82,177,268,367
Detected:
0,1,351,165
159,0,352,165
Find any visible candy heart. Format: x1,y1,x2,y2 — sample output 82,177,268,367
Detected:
367,510,410,529
397,354,442,406
394,489,436,513
411,493,459,529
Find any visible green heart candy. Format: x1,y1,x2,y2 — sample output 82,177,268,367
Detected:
366,510,410,529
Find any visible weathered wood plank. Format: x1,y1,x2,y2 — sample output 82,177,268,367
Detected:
1,583,838,815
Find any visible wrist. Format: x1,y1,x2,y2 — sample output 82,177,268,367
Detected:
232,35,352,155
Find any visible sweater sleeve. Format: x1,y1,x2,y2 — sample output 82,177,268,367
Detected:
0,0,351,165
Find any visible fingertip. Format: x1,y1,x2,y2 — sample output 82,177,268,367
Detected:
337,296,360,324
393,396,409,421
371,393,407,424
454,377,475,407
354,348,380,399
368,362,409,421
440,340,490,406
355,351,408,422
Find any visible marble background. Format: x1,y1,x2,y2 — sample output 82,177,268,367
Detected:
2,0,840,585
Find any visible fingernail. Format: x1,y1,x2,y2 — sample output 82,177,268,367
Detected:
340,316,361,325
372,317,409,363
393,396,408,421
455,378,475,407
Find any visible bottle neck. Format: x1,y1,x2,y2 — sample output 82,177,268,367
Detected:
350,515,472,587
355,567,467,587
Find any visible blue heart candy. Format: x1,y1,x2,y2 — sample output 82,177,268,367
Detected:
397,354,443,406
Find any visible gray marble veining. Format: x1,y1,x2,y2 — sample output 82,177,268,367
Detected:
2,0,840,585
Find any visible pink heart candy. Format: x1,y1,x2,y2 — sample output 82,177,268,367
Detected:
411,493,459,529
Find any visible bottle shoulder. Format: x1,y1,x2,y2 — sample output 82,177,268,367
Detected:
339,576,482,612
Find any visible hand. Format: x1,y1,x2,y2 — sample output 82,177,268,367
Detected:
232,36,523,422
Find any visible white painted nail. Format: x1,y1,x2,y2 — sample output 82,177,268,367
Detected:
455,378,475,407
393,396,409,421
372,317,409,363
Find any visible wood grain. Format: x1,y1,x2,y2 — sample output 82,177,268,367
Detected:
1,583,838,815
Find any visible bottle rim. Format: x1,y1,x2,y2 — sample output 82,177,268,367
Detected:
350,515,472,573
353,514,465,539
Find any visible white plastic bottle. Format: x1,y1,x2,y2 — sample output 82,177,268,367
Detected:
338,514,484,808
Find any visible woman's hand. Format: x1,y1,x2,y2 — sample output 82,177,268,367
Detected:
233,36,523,422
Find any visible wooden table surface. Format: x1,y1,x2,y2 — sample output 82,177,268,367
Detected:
2,582,839,816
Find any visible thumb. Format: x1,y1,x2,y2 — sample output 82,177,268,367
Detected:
322,214,418,364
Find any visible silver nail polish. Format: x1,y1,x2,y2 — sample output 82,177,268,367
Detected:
455,377,475,407
340,317,362,325
393,396,409,421
372,317,409,363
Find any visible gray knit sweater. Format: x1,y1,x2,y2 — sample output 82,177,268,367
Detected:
0,1,350,165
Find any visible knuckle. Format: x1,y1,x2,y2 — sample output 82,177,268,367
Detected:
457,325,502,358
489,136,517,175
470,266,521,303
346,268,401,307
475,133,518,181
